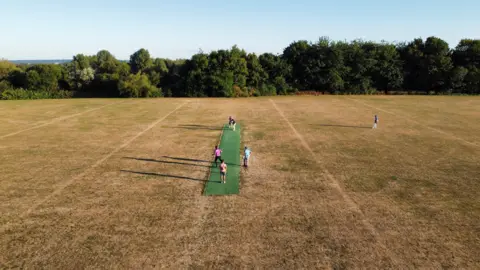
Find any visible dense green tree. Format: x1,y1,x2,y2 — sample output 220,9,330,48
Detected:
24,64,62,91
370,43,403,91
94,50,118,74
7,70,27,89
72,54,91,70
259,53,292,93
129,48,152,74
307,38,346,92
398,38,427,91
3,36,480,100
0,60,18,92
227,45,248,88
451,39,480,94
161,59,187,97
340,40,375,92
282,40,310,88
146,58,169,87
423,37,453,92
183,53,209,97
118,72,160,97
69,54,94,90
246,53,267,89
449,66,469,92
85,50,129,96
398,37,452,92
0,60,18,81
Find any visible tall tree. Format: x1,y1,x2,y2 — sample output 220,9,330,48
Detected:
94,50,118,73
282,40,310,89
146,58,169,87
246,53,268,89
25,64,62,91
451,39,480,94
118,73,160,97
129,48,152,74
423,37,453,92
370,43,403,91
0,60,18,81
70,54,94,90
398,38,427,91
340,40,375,92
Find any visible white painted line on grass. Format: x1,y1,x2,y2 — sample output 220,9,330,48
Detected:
16,101,189,220
269,98,398,264
0,101,128,140
346,97,479,147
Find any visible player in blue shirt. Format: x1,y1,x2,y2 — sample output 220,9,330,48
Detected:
373,115,378,129
243,146,251,167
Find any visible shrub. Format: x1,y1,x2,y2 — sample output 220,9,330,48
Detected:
273,76,291,95
0,80,12,92
149,87,163,97
259,84,276,96
364,88,377,95
295,91,322,96
118,73,160,97
232,85,249,97
163,88,173,97
1,88,74,100
25,64,63,92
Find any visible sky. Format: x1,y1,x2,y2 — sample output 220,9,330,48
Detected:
1,0,479,60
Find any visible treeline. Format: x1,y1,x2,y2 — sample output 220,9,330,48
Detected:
1,36,479,99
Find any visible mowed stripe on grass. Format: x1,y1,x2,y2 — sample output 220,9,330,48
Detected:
204,124,241,195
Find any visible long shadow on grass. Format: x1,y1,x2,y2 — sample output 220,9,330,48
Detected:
123,157,211,168
317,124,371,129
163,156,211,163
170,124,224,131
162,156,241,167
121,170,220,183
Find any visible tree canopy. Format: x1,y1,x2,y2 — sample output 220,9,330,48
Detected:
1,36,480,100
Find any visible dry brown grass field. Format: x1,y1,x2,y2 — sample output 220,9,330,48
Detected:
1,96,479,269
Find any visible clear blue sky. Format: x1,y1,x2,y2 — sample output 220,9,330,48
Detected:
1,0,479,60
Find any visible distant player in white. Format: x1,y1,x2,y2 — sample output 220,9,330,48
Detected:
373,114,378,129
231,118,236,131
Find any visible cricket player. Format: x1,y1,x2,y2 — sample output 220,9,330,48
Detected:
214,145,222,166
231,118,236,131
228,116,233,129
373,114,378,129
220,160,227,184
243,146,251,167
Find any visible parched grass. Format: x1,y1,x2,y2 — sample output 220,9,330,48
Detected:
0,96,479,268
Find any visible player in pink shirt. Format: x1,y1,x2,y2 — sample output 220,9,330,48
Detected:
214,145,222,167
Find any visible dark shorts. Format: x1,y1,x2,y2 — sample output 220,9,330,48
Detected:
220,171,226,176
215,156,222,162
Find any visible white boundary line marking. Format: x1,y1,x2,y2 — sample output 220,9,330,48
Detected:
0,101,128,139
346,97,479,147
269,99,398,263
